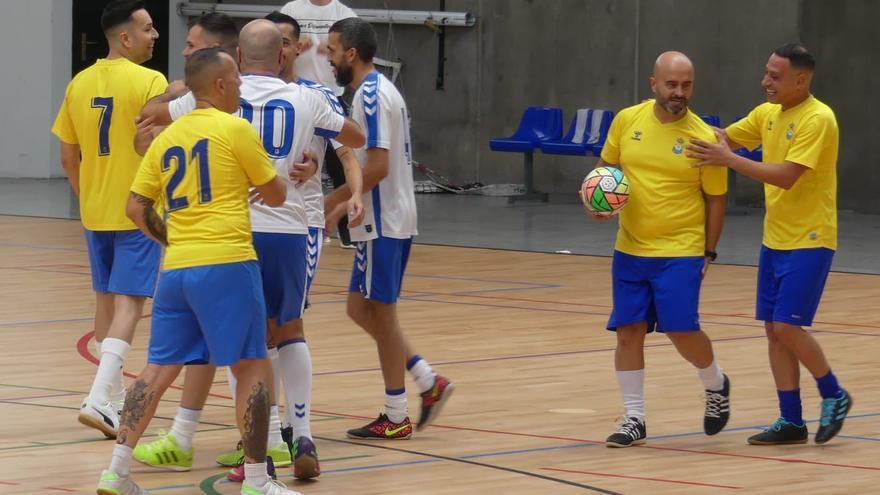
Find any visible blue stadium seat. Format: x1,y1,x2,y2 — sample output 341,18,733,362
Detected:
489,106,563,201
588,110,614,156
539,108,594,156
700,114,721,127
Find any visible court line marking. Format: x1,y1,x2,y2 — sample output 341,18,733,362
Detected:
541,467,743,490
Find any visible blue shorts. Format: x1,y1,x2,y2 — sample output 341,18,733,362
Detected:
607,251,703,333
84,229,160,297
305,227,324,304
254,232,308,326
349,236,412,304
148,261,267,366
757,246,834,327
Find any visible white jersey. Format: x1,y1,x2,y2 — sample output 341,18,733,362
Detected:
297,78,346,228
166,75,345,234
349,71,417,241
280,0,356,96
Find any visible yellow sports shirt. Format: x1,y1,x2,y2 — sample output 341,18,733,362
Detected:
130,108,277,270
601,100,728,257
726,96,838,250
51,58,168,230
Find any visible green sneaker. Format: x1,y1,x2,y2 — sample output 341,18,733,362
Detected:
96,469,147,495
132,430,194,471
216,441,291,468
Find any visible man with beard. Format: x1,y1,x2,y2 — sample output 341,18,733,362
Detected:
688,43,852,445
587,51,730,447
323,17,455,440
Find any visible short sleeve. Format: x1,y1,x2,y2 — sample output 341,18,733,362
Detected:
307,90,345,140
51,84,78,144
785,114,835,170
231,119,278,186
599,112,624,165
700,164,728,195
169,92,197,121
130,147,162,201
146,72,169,100
725,107,764,151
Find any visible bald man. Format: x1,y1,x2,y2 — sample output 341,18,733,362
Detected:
587,51,731,447
96,47,300,495
129,20,364,482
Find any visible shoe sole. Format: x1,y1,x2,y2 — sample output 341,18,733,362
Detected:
346,432,413,440
605,438,646,448
747,437,808,445
97,489,120,495
417,382,456,431
132,456,192,472
294,455,321,480
78,412,117,439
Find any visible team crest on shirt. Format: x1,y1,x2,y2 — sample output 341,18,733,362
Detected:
786,123,795,140
631,130,642,141
672,137,685,154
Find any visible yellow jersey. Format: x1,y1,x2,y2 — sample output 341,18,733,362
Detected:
51,58,168,230
130,108,277,270
726,96,838,250
601,100,728,257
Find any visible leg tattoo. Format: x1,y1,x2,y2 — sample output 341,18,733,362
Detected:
241,381,270,463
116,379,154,445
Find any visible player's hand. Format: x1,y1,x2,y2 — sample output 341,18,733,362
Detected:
248,187,266,205
134,115,157,155
167,79,187,96
324,200,346,232
299,35,314,53
687,129,734,167
289,150,318,186
346,195,365,228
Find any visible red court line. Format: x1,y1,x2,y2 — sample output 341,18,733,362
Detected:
541,467,743,490
0,480,19,485
45,487,77,493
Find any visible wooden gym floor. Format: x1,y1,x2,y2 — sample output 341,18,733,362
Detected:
0,215,877,494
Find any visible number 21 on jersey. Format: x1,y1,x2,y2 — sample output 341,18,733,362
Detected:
161,138,212,211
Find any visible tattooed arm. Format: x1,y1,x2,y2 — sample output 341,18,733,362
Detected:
126,192,168,246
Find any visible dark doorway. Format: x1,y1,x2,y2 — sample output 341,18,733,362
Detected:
71,0,170,77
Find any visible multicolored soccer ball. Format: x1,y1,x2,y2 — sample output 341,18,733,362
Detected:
580,166,629,214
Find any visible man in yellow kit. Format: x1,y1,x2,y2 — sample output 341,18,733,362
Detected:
95,48,300,495
590,51,730,447
51,0,166,438
689,43,852,445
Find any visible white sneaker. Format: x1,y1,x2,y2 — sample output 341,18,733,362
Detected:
78,397,119,439
96,469,148,495
241,479,302,495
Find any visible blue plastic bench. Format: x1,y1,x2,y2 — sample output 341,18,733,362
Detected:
539,108,593,156
587,110,614,156
489,106,563,202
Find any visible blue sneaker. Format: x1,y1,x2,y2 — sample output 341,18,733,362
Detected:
815,388,852,444
747,418,808,445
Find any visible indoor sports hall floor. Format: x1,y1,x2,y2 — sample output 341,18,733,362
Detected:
1,179,878,494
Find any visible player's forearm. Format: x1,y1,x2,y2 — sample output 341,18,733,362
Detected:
727,154,801,190
338,147,363,198
59,143,81,196
126,192,167,246
704,194,726,252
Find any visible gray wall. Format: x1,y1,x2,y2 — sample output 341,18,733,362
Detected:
24,0,880,212
1,0,72,178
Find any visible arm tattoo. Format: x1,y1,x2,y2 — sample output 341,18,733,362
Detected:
241,381,270,463
131,192,168,246
116,379,155,445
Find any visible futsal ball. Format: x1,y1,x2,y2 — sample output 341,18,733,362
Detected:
580,166,629,214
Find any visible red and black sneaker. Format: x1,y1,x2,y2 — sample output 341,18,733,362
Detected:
346,414,412,440
417,375,455,431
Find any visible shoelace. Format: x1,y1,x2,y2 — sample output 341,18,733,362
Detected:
819,398,837,426
768,418,787,432
704,391,727,418
615,419,643,439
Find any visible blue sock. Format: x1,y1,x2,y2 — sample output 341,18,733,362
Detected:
777,389,803,426
815,370,842,399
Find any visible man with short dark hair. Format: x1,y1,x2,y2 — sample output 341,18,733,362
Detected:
324,17,455,440
689,43,852,446
51,0,165,440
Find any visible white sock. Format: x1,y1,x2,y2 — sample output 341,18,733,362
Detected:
278,340,312,439
407,355,437,394
227,366,237,401
243,462,268,489
617,369,646,421
109,444,132,477
88,338,130,404
384,389,408,423
269,348,282,412
697,360,725,391
169,407,201,451
268,405,284,448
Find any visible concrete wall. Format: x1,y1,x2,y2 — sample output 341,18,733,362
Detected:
25,0,880,212
0,0,71,178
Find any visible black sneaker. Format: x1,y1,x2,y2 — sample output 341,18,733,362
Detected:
605,417,646,448
281,426,294,456
815,388,853,444
747,418,808,445
346,414,413,440
704,374,731,435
